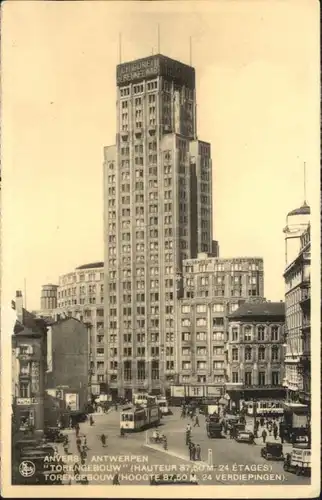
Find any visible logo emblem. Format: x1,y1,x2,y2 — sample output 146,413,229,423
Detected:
19,460,36,477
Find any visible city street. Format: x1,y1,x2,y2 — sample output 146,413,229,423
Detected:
55,407,310,486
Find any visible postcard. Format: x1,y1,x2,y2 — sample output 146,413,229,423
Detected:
1,0,320,498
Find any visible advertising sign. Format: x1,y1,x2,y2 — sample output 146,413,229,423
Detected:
16,398,39,406
207,386,221,397
65,393,79,411
170,385,185,398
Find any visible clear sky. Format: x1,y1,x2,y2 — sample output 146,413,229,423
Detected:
1,0,319,311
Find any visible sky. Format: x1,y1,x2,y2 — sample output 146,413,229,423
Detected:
1,0,320,311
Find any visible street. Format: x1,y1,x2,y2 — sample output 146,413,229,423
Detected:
55,407,310,486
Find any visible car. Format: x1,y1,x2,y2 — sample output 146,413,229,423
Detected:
261,442,284,461
235,430,255,444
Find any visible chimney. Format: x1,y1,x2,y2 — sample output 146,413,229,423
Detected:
15,290,24,324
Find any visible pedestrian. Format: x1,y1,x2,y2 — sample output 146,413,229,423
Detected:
268,423,272,436
90,415,94,426
186,430,191,446
262,428,267,444
114,403,118,411
81,447,87,460
195,443,201,461
194,415,200,427
273,426,278,440
186,423,191,432
113,473,120,485
189,441,194,460
76,436,82,449
191,443,196,461
83,435,88,450
260,417,264,427
101,433,106,447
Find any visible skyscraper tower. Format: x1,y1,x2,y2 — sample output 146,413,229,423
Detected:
103,54,213,399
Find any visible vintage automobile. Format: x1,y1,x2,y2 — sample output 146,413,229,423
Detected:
283,445,311,476
150,474,198,485
44,427,65,443
235,430,255,444
261,442,284,461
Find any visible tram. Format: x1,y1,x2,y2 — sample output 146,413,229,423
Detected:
120,404,161,432
242,400,284,417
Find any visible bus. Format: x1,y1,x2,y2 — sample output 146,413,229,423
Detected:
120,404,161,432
243,400,284,417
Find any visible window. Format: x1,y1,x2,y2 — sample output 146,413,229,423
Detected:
232,328,238,341
196,318,207,327
197,361,206,370
258,371,266,385
96,348,104,355
213,304,224,313
244,326,252,341
232,348,239,361
137,360,146,380
182,361,191,370
271,326,279,341
258,346,265,361
245,372,252,385
271,345,279,361
181,318,191,327
196,304,207,313
123,347,132,357
213,361,224,369
213,317,224,327
151,360,159,380
124,361,132,381
213,331,224,341
232,372,239,383
213,346,223,356
244,346,252,361
272,371,280,386
19,382,30,398
181,332,191,341
196,332,206,341
196,346,206,356
257,326,265,341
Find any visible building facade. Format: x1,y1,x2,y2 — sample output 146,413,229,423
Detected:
45,317,88,413
284,204,311,410
175,255,264,397
54,262,105,395
12,291,48,439
103,54,214,398
226,302,285,409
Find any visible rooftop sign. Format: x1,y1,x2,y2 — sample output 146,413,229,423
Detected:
117,55,195,89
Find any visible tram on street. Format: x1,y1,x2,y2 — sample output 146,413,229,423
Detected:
120,404,161,432
132,392,157,406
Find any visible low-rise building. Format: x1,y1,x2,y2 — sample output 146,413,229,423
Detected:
226,301,285,411
11,291,48,439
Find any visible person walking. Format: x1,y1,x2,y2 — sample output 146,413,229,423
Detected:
273,423,278,440
194,415,200,427
76,436,82,453
186,429,191,446
100,433,107,447
262,428,267,444
195,443,201,461
268,423,272,436
191,442,196,461
113,473,120,485
260,416,264,427
189,441,194,460
89,415,94,426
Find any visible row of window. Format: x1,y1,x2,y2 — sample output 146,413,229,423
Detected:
230,371,280,386
231,325,280,342
185,263,261,273
231,345,280,362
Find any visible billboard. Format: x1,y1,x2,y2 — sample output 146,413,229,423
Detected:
65,393,79,411
116,55,195,89
170,385,185,398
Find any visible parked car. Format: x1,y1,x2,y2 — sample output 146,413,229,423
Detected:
261,442,284,461
235,430,255,444
283,445,311,476
44,427,65,443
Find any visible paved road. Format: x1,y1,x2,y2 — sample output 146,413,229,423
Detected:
54,408,310,486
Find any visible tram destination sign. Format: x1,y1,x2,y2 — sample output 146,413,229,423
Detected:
116,55,195,89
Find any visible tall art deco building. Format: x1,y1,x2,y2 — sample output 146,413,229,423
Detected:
103,54,214,399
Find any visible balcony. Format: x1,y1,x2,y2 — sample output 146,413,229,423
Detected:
302,317,311,330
